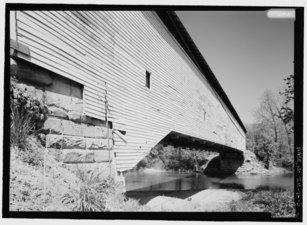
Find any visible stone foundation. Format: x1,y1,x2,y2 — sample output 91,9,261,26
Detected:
11,58,117,181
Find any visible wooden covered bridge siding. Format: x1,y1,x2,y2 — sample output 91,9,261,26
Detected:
14,11,246,172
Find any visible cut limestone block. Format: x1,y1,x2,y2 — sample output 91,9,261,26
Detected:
46,134,86,149
43,117,86,136
43,117,62,134
67,99,83,113
43,117,110,138
62,150,95,163
84,126,108,139
48,106,68,119
60,150,112,163
63,120,86,137
67,111,82,123
48,149,94,163
85,138,111,150
45,91,72,110
94,150,113,162
55,150,113,163
46,134,112,150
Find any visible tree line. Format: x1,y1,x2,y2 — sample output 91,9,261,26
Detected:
246,74,294,170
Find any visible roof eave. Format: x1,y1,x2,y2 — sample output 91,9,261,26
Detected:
155,10,247,133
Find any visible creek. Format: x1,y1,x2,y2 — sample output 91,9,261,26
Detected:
125,171,294,192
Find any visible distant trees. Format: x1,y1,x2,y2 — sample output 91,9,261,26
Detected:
278,74,294,154
246,75,294,170
279,74,294,128
136,144,218,172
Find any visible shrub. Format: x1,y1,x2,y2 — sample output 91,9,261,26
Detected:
236,189,295,217
62,168,115,211
252,190,295,217
17,135,44,167
10,99,35,149
10,76,48,149
220,189,295,217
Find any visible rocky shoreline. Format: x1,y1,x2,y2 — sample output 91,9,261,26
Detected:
235,150,291,176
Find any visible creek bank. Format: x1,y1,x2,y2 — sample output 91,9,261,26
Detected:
235,150,291,176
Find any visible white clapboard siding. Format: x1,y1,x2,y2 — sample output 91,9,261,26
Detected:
16,11,246,172
17,11,108,120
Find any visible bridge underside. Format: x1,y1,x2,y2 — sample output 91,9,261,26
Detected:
158,131,245,176
160,131,243,153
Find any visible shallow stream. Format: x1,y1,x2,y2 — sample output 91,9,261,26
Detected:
125,171,294,192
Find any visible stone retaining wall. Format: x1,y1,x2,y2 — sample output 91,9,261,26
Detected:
11,58,117,180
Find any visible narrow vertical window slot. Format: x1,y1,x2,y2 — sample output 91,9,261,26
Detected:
146,71,151,88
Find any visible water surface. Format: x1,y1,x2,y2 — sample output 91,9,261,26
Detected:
125,171,294,192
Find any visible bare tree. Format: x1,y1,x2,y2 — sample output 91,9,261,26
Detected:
278,74,294,155
254,89,293,157
254,90,279,143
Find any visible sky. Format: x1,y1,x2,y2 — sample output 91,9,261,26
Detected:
176,10,294,125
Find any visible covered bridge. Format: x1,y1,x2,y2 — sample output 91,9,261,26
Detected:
9,10,246,178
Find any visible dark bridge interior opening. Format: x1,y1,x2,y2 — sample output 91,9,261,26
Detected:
135,131,244,177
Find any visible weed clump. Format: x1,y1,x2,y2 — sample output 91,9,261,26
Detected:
10,76,48,150
16,135,44,167
62,168,115,211
222,189,295,217
10,77,48,166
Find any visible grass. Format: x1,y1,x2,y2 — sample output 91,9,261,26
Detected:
62,167,149,211
10,100,35,149
62,168,113,211
10,135,147,212
15,135,44,167
219,188,296,217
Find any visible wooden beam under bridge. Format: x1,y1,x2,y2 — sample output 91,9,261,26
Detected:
159,131,243,154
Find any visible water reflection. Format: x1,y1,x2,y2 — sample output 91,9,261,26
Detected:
125,172,294,192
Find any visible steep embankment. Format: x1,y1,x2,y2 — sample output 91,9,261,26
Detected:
9,136,148,211
10,144,78,211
